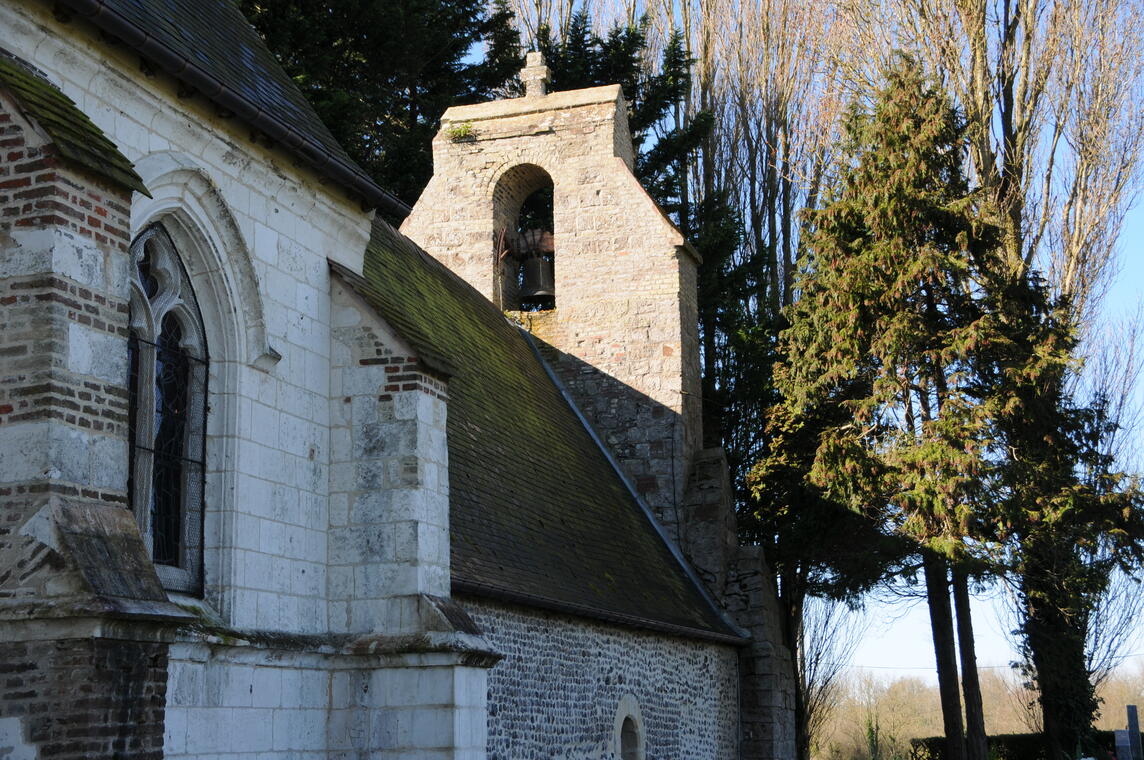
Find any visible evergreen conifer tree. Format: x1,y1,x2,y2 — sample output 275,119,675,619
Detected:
760,56,1004,760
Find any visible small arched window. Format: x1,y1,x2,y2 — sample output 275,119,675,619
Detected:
127,224,208,593
612,694,645,760
620,717,639,760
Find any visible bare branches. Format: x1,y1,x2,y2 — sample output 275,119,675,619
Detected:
839,0,1144,333
1086,569,1144,688
801,597,869,753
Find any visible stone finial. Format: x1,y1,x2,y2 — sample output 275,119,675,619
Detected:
521,51,549,98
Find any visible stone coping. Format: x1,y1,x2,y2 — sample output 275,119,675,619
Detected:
441,84,623,124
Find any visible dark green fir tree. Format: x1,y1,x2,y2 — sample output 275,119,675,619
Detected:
240,0,522,207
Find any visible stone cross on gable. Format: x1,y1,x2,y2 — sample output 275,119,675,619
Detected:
521,51,549,98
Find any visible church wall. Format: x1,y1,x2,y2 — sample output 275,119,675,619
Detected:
1,6,772,757
3,9,497,756
0,86,135,595
0,637,168,760
163,642,332,758
461,597,740,760
163,640,489,759
0,49,187,760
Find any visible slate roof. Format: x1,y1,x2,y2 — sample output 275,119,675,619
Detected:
54,0,405,215
333,221,743,644
0,55,148,196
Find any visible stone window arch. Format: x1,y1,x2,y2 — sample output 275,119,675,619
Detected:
132,158,270,616
493,163,555,311
127,223,208,593
612,693,646,760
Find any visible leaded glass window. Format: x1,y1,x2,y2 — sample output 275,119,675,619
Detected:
128,225,208,593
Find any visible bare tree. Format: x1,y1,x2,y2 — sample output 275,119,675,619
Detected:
842,0,1144,330
801,597,869,756
1086,568,1144,689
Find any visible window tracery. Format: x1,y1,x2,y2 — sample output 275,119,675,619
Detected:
127,224,208,593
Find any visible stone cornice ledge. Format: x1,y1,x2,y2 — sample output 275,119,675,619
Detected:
441,85,623,124
173,622,501,668
0,599,194,644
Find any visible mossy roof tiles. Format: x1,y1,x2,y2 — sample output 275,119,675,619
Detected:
0,55,147,196
333,221,741,643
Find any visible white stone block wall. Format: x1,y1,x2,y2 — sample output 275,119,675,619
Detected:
462,597,741,760
165,642,489,759
165,643,336,759
368,659,489,759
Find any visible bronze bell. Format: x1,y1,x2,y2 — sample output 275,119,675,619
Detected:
520,257,555,298
516,228,555,310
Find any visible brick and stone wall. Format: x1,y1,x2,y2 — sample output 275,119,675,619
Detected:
0,44,188,760
0,637,169,760
462,597,740,760
3,0,373,635
0,83,134,495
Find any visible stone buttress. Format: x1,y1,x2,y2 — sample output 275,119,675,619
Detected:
0,57,191,760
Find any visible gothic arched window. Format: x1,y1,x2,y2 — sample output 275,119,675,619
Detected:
127,224,208,593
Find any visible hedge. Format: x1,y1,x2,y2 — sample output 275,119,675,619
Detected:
909,732,1143,760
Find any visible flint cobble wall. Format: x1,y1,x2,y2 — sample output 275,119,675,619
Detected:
462,596,740,760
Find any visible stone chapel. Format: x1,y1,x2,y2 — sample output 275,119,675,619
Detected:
0,1,795,758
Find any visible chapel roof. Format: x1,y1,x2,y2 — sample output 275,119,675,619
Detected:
0,55,148,196
332,221,743,645
53,0,405,216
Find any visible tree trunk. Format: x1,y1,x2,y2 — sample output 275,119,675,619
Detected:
953,566,988,760
925,553,967,760
1022,541,1097,760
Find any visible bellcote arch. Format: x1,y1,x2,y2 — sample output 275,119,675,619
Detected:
490,161,556,311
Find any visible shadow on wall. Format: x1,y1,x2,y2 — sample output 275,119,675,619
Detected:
512,325,742,602
516,326,799,760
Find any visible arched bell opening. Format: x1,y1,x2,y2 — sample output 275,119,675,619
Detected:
493,164,555,311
